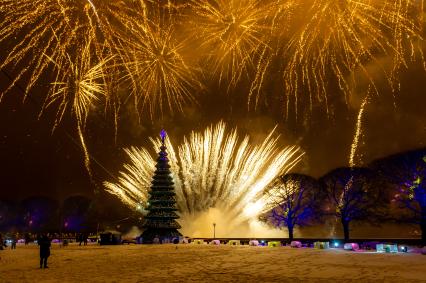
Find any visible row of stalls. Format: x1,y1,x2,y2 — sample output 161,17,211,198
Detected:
97,234,424,254
189,239,420,253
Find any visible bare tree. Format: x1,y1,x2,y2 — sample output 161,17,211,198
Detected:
263,173,322,241
371,148,426,245
320,167,380,242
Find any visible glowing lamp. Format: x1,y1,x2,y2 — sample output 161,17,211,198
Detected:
334,242,339,248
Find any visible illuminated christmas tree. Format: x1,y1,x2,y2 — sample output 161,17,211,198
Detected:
141,130,181,243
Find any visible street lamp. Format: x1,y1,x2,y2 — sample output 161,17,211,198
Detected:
213,223,216,239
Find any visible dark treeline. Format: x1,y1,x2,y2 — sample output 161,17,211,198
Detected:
0,195,136,234
263,147,426,245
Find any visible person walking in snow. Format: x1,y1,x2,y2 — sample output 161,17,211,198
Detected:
38,234,51,269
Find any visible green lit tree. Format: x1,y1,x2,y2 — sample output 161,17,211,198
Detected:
141,130,181,243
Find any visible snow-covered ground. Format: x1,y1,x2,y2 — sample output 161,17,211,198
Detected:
0,243,425,282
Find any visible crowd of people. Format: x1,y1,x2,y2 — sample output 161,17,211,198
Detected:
0,233,17,250
0,232,96,269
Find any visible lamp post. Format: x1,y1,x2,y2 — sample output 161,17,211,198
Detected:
213,223,216,239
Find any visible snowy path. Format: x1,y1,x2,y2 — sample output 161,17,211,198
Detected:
0,243,425,282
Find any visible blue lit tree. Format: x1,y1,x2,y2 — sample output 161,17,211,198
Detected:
320,167,379,242
370,148,426,245
62,196,92,232
21,196,59,232
263,173,322,241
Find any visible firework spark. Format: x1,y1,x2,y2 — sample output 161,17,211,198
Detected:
104,121,303,226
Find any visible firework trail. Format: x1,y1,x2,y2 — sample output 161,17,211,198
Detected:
344,95,369,226
104,121,303,225
349,95,369,167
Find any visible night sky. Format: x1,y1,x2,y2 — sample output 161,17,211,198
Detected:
1,57,425,203
0,1,425,207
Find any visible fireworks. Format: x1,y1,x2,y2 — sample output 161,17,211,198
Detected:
104,122,303,225
280,0,423,115
0,0,116,99
44,41,111,129
43,38,112,175
189,0,281,87
0,1,120,174
1,0,424,119
111,2,201,117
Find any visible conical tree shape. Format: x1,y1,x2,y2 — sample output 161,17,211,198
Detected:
142,130,182,243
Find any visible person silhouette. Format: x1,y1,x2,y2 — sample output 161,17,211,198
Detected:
38,234,51,269
11,234,17,250
0,234,7,250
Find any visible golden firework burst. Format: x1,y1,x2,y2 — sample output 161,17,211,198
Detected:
104,121,303,225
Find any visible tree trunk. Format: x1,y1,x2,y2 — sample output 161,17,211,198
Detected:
288,225,294,242
342,220,350,242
